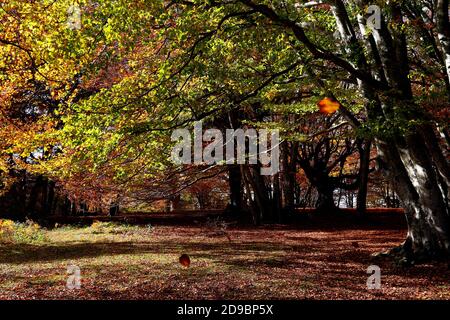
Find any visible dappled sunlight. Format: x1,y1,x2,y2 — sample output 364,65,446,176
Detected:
0,224,448,300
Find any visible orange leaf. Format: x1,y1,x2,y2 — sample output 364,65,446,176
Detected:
179,254,191,267
318,97,340,114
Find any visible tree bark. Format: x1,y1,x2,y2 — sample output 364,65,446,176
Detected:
228,165,242,211
436,0,450,84
280,141,295,213
272,172,282,222
315,181,337,214
356,139,372,215
377,137,450,261
343,1,450,260
169,194,181,212
44,180,55,217
240,165,260,225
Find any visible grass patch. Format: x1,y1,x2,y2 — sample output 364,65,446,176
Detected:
89,221,153,235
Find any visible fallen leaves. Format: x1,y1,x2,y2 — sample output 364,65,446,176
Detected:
0,222,449,300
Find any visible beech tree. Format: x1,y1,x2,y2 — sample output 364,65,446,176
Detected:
148,0,450,261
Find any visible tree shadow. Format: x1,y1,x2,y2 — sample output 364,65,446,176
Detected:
0,240,296,264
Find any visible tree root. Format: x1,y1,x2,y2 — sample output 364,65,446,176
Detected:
372,241,450,267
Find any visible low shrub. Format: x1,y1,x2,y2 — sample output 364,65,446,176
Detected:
0,219,47,244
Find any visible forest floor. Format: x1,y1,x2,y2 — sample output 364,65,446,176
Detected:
0,214,449,300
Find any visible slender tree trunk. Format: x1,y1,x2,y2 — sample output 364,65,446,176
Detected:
169,194,181,212
44,180,55,217
70,201,77,215
272,172,282,222
280,141,295,213
228,165,242,211
356,139,372,215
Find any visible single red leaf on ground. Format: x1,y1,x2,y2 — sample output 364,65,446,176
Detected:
179,254,191,267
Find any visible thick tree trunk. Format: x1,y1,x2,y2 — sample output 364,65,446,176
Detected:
419,124,450,201
377,137,450,261
240,165,260,225
109,203,119,216
27,175,46,220
333,1,450,260
436,0,450,84
250,165,272,222
315,183,337,214
373,6,449,260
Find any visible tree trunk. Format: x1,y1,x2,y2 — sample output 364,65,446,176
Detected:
240,165,260,225
315,182,337,214
280,141,295,213
377,137,450,261
250,165,271,222
436,0,450,84
44,180,55,217
228,165,242,211
343,2,450,260
27,175,45,220
356,139,372,215
169,194,181,212
272,172,282,222
109,204,119,216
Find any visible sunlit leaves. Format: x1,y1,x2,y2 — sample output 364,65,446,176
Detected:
317,97,340,114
